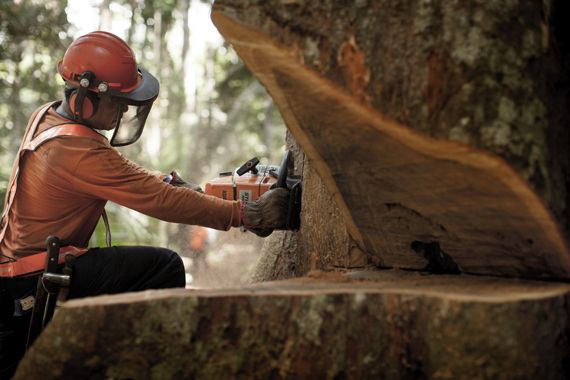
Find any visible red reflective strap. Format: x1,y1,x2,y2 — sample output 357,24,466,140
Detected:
0,103,53,248
0,246,88,278
23,124,108,151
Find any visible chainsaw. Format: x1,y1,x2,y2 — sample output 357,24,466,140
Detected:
205,150,302,230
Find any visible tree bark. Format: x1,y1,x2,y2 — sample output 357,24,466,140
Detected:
213,0,570,281
15,273,570,380
252,130,364,282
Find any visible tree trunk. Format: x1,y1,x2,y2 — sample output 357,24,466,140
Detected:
213,0,570,281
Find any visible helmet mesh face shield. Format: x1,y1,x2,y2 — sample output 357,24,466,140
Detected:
105,67,159,146
109,100,154,147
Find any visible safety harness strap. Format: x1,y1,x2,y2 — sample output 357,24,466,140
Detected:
0,246,87,277
0,103,109,277
22,123,108,151
0,103,53,246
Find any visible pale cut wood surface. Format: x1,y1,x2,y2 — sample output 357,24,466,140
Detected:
211,11,570,280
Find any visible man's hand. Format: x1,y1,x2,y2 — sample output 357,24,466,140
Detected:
166,170,203,193
241,187,289,237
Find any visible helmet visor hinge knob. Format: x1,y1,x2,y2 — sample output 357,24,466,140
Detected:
98,82,108,92
78,71,96,88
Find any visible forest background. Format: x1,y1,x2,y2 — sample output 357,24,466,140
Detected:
0,0,285,286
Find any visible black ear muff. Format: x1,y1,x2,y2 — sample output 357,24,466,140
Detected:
69,90,98,119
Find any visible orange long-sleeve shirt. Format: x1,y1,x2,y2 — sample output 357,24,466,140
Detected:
0,102,241,259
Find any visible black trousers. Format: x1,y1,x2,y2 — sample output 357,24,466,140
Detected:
0,246,185,379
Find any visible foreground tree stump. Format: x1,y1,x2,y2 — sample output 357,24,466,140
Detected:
15,271,570,380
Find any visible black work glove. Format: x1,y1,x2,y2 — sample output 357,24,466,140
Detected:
165,170,203,193
241,187,289,237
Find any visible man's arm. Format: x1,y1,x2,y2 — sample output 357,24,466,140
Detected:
70,145,241,231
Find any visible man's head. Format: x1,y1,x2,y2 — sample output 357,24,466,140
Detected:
58,31,159,146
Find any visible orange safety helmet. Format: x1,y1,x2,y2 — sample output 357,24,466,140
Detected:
58,31,159,146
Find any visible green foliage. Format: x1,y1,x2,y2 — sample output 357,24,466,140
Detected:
0,0,71,203
141,0,178,25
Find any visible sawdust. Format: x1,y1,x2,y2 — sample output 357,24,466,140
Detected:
181,228,265,289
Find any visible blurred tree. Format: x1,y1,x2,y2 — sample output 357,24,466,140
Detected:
0,0,71,202
191,43,285,178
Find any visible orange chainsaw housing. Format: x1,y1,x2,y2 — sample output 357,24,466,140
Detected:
205,164,279,202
